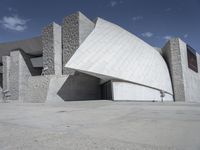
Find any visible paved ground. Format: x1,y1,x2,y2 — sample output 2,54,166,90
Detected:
0,101,200,150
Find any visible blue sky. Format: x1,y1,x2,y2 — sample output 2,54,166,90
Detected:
0,0,199,51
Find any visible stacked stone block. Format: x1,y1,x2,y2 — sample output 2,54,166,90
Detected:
62,11,95,75
9,50,40,101
162,38,185,101
2,56,11,93
42,22,62,75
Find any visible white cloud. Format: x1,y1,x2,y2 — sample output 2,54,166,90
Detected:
184,34,188,38
110,1,117,7
132,16,143,21
163,35,171,40
141,32,154,38
8,7,17,12
109,0,123,7
0,15,28,31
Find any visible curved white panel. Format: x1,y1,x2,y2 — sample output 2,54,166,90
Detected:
65,18,173,94
112,81,173,101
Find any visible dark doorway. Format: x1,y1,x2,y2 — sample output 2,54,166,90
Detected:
101,81,113,100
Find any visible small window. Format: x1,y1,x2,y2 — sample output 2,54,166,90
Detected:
187,45,198,73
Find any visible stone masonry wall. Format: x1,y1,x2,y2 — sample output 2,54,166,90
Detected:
62,12,95,75
26,76,51,103
9,50,40,101
42,22,62,75
62,12,79,75
9,51,20,100
162,38,185,101
57,72,101,101
2,56,11,93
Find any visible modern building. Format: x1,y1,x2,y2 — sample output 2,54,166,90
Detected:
0,12,199,103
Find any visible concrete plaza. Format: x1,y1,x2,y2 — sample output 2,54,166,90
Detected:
0,101,200,150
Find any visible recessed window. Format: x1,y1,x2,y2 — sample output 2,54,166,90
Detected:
187,45,198,73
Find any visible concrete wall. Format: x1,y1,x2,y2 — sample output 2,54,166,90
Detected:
62,12,95,75
26,73,100,103
9,50,41,101
26,75,68,103
26,76,51,103
162,38,185,101
163,38,200,102
9,51,20,100
42,23,62,75
57,72,101,101
112,81,173,101
30,57,43,68
2,56,10,92
0,86,2,100
46,75,68,103
179,39,200,102
0,74,2,89
0,73,2,101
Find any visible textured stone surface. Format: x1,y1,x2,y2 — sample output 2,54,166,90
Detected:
2,56,11,93
0,86,2,100
42,23,62,75
26,75,68,103
0,74,2,88
9,51,20,100
9,50,41,101
62,12,94,75
26,76,51,103
162,38,185,101
27,73,99,103
57,72,101,101
0,73,2,100
46,75,68,103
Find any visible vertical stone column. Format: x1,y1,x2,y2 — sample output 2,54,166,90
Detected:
10,51,20,100
2,56,11,93
162,38,186,101
9,50,36,101
42,22,62,75
62,12,95,75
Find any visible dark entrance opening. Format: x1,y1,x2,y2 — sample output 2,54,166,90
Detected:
101,81,113,100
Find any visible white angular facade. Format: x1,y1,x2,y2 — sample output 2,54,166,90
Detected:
0,12,199,102
66,18,173,101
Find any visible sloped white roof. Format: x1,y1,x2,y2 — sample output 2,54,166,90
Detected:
65,18,173,94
